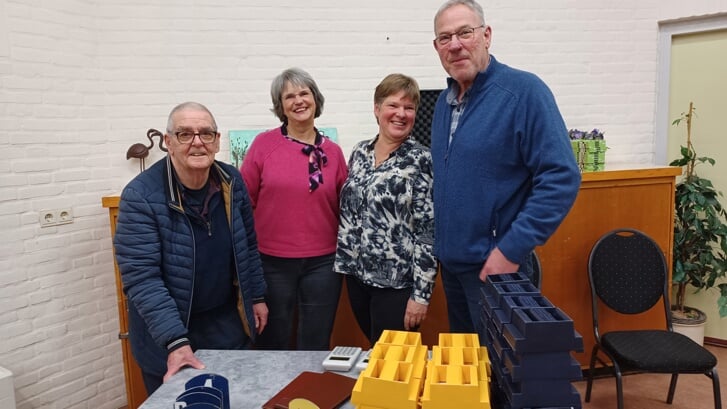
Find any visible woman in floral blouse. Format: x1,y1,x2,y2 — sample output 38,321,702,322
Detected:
334,73,437,344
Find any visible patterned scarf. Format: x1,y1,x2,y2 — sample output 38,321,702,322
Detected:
282,124,328,192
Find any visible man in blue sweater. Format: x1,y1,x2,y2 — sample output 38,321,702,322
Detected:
430,0,581,340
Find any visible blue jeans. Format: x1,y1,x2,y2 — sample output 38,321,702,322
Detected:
439,266,489,344
440,252,538,347
255,252,341,350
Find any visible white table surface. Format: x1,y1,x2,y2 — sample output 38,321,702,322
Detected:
138,349,358,409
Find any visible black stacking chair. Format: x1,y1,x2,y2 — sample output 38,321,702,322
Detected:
522,250,542,289
585,228,721,409
530,250,542,289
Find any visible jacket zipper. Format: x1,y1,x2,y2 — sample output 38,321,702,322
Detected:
184,213,195,329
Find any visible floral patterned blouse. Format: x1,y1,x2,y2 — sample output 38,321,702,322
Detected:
334,136,437,304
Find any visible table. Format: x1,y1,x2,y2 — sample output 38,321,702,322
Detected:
139,350,357,409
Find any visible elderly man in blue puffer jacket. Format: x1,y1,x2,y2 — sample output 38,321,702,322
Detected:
114,102,268,395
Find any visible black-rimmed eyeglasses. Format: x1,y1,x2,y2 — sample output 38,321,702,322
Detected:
172,129,219,144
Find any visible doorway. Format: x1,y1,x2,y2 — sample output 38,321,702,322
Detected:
657,16,727,342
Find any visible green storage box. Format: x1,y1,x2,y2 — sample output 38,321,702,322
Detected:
571,140,606,172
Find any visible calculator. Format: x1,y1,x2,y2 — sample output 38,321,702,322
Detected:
322,346,362,371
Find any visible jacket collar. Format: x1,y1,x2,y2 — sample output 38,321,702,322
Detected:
163,155,232,209
446,54,500,98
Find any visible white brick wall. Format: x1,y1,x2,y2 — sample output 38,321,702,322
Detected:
1,1,725,408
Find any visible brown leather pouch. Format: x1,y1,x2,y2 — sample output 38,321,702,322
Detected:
261,371,356,409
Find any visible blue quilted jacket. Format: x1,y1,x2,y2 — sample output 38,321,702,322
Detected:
113,156,266,376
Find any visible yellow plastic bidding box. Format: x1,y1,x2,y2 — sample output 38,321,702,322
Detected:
351,331,491,409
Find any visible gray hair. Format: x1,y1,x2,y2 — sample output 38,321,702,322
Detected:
433,0,486,33
270,67,325,122
166,101,217,133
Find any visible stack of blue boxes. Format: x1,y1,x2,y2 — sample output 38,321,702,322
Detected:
480,272,583,409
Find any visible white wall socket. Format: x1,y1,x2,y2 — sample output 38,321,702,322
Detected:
39,208,74,227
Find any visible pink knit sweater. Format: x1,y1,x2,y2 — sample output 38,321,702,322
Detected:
241,127,348,258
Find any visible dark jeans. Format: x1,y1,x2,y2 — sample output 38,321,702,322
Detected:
440,252,538,347
439,266,489,345
255,252,341,350
345,275,411,345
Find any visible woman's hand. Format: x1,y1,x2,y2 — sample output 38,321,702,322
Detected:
404,299,428,330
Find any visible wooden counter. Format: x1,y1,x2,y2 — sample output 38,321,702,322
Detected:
103,165,681,394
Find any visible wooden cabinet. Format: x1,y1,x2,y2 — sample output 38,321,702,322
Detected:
538,166,680,364
104,166,680,378
102,196,147,409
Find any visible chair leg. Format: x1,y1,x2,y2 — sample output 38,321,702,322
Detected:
710,368,721,409
614,368,625,409
667,373,678,403
585,345,600,402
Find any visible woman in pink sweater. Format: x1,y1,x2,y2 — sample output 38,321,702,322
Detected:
241,67,348,350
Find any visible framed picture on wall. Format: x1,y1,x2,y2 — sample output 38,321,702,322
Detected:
229,130,260,169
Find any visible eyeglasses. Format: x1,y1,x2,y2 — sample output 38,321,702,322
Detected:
173,129,218,144
435,25,485,47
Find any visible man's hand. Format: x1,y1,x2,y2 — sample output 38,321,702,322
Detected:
479,247,519,282
163,345,205,382
404,299,428,330
253,302,269,334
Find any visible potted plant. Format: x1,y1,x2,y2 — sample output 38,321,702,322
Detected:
669,102,727,335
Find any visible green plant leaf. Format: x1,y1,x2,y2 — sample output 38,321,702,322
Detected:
718,284,727,318
671,103,727,317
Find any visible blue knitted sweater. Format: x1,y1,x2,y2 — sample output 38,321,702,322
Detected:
431,55,581,273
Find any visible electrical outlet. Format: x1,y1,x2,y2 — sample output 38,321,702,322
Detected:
40,210,56,227
39,208,74,227
57,208,73,225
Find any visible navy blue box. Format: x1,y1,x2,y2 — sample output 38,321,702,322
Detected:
482,272,533,300
502,307,584,354
499,375,582,409
501,348,582,382
501,295,553,319
486,281,540,307
486,271,532,286
480,291,499,320
488,323,511,362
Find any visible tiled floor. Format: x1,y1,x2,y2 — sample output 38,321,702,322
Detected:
572,344,726,409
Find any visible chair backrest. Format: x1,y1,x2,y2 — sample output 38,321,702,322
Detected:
515,250,542,289
588,228,669,317
524,250,542,289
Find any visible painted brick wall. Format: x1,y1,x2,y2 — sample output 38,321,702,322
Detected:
0,1,725,408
